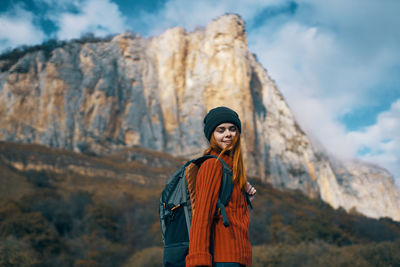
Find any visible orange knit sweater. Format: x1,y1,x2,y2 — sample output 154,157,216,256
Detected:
185,150,252,267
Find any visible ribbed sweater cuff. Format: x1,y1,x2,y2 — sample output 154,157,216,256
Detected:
185,252,212,267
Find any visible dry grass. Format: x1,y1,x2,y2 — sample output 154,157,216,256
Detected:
0,141,184,188
0,163,34,201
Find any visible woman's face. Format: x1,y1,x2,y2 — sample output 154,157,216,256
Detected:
213,123,238,150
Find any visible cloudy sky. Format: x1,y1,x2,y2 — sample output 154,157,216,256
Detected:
1,0,399,184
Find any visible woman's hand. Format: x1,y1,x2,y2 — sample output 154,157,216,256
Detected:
246,182,256,202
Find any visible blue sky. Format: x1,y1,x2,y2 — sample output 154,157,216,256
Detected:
1,0,399,184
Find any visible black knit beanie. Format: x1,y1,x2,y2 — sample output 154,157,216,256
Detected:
203,106,242,141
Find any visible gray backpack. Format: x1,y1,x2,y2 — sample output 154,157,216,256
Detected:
159,155,233,267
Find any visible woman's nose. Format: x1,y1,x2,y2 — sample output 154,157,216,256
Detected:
224,130,232,137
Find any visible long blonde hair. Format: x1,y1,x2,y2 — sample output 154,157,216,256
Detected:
203,132,247,190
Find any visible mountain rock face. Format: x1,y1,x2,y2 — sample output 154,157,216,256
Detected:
0,14,399,220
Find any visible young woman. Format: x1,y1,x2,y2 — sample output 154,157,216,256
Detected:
186,106,256,267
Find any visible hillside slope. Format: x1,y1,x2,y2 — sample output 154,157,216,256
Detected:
0,142,399,266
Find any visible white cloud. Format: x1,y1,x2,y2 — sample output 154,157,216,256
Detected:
300,0,400,56
132,0,288,37
34,0,78,9
51,0,126,40
347,99,400,184
0,5,46,52
244,1,400,183
247,22,359,159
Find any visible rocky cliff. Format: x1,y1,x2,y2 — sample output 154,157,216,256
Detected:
0,14,399,220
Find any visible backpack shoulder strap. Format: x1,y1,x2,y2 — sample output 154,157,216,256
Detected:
193,155,231,172
194,155,233,227
217,165,233,227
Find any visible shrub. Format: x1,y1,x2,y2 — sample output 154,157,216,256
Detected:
123,246,163,267
0,236,38,266
25,170,52,188
252,240,400,267
358,240,400,267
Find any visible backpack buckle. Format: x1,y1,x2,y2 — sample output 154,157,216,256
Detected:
171,204,181,211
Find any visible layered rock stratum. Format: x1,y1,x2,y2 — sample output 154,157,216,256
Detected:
0,14,399,220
